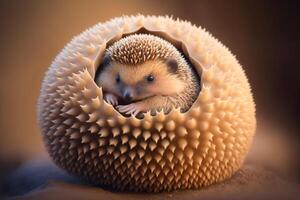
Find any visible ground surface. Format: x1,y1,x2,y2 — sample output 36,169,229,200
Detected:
2,158,299,200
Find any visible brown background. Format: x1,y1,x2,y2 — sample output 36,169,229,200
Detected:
0,0,299,184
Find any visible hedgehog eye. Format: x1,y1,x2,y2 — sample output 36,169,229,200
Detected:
116,74,121,83
146,74,155,83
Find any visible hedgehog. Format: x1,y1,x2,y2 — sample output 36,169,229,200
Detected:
95,34,200,116
38,15,256,192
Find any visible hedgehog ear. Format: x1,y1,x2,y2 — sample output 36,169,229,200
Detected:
166,59,178,73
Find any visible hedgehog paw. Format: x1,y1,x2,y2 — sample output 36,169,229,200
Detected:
104,93,118,106
117,103,143,116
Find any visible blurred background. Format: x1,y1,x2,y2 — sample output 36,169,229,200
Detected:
0,0,299,197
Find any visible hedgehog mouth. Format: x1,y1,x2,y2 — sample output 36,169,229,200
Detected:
120,94,157,105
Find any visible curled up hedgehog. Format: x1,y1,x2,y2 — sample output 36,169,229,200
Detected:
38,15,256,192
95,34,200,117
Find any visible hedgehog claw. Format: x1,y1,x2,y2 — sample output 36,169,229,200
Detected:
117,103,143,116
105,93,118,106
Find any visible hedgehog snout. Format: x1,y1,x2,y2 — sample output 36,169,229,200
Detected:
122,86,135,102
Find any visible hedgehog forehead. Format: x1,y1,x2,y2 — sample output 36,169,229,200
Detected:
107,34,177,65
118,60,168,85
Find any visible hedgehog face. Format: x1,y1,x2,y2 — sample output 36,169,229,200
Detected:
97,59,185,103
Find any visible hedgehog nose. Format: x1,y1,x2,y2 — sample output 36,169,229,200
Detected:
123,90,133,101
124,93,132,101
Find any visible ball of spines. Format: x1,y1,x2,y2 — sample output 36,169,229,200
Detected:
37,15,256,192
